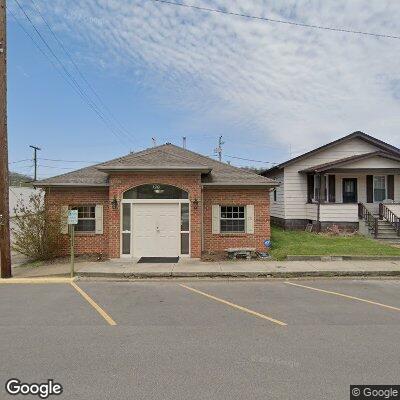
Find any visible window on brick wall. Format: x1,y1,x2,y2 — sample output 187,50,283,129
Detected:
220,206,246,233
71,205,96,232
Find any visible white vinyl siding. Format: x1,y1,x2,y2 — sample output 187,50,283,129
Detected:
339,156,400,169
283,137,382,220
319,204,359,222
269,170,285,218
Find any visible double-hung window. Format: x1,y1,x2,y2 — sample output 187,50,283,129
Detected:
220,206,246,233
373,176,386,202
71,205,96,232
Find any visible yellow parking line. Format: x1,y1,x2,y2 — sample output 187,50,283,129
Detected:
0,277,73,284
286,281,400,312
70,282,117,326
179,284,287,326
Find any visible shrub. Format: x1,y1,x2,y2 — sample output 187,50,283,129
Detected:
11,193,61,261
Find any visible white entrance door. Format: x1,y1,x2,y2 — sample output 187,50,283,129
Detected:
132,203,180,257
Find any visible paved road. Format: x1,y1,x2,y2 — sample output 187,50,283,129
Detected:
1,279,400,399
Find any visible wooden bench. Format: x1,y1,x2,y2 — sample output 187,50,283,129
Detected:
225,247,256,260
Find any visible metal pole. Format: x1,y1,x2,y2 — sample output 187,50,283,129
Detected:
0,0,11,278
70,224,74,278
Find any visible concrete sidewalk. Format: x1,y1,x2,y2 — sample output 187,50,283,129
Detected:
10,257,400,279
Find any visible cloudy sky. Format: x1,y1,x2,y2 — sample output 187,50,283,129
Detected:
8,0,400,178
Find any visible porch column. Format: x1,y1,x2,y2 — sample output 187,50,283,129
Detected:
316,173,321,232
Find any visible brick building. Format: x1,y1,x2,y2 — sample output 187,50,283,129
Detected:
35,144,277,259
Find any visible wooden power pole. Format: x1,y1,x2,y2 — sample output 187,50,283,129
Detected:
29,145,41,181
0,0,11,278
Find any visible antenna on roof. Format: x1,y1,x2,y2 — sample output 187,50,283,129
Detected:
182,136,186,149
152,137,157,147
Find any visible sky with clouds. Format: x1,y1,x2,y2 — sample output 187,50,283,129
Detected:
8,0,400,178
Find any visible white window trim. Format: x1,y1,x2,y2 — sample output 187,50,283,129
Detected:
220,205,246,234
180,202,190,257
272,188,277,203
71,205,96,234
373,175,387,203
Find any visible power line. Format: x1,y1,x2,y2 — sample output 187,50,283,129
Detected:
38,164,76,170
8,158,31,164
39,157,102,163
10,163,34,169
11,0,132,146
150,0,400,40
29,0,135,145
225,154,277,164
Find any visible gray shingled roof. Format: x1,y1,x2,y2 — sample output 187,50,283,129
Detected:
34,144,277,187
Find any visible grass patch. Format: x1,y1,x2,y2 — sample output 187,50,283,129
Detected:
270,226,400,260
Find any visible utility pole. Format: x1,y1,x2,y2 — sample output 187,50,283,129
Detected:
214,135,224,162
182,136,186,149
0,0,11,278
29,145,41,181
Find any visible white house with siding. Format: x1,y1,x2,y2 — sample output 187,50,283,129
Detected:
263,131,400,239
9,187,42,241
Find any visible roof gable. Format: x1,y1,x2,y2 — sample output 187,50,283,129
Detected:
264,131,400,175
299,151,400,173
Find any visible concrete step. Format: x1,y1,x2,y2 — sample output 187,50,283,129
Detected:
378,232,400,240
368,226,396,232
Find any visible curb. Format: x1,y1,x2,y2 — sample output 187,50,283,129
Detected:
286,255,400,261
76,270,400,280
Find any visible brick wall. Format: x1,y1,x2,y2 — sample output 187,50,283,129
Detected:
44,179,271,258
44,187,109,256
203,188,270,253
108,172,202,258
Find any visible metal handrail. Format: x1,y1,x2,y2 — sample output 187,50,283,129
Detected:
358,203,378,238
379,203,400,236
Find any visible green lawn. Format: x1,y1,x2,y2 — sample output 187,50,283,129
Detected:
270,226,400,260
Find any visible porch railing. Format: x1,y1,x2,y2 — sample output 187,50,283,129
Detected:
358,203,378,238
379,203,400,236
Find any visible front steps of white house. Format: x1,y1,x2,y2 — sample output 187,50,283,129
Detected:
359,205,400,243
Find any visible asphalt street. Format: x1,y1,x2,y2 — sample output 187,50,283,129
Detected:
1,279,400,399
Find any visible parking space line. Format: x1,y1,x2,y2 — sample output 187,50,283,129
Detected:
0,278,73,284
286,281,400,312
179,284,287,326
70,282,117,326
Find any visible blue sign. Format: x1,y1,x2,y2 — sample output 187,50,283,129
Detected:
264,240,271,249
